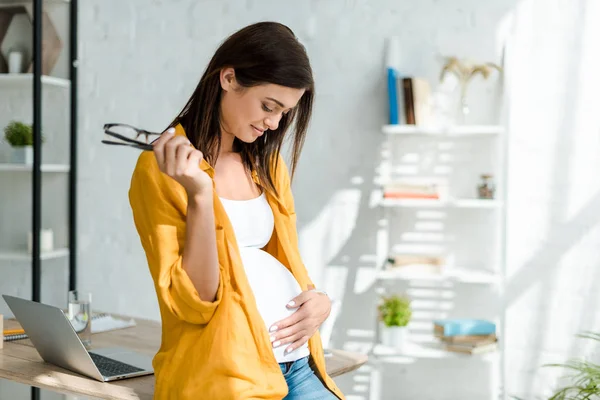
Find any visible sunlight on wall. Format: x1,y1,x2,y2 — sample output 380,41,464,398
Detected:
297,188,362,288
503,0,600,397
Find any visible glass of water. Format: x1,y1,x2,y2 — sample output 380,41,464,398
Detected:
67,290,92,348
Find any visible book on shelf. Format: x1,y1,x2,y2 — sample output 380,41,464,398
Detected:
433,319,496,337
440,333,497,344
386,254,446,273
383,180,442,200
402,77,432,126
445,340,498,355
434,320,498,355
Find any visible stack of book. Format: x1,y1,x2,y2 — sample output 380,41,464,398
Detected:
383,181,440,200
433,319,498,355
386,254,446,274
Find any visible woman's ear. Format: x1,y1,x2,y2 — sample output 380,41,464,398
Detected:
220,67,236,92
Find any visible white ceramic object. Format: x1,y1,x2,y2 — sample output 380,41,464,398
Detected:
28,229,54,254
10,146,33,164
8,51,23,74
380,325,409,350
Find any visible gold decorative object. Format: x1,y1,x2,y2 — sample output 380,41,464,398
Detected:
440,57,502,124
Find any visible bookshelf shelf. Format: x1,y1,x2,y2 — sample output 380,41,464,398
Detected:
0,248,69,261
382,124,504,136
0,74,70,89
0,164,70,172
377,267,500,284
378,196,503,209
371,342,499,362
0,0,70,7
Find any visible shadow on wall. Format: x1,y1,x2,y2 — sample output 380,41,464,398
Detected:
503,0,600,397
290,61,505,400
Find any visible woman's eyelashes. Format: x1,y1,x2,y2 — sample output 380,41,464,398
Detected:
262,103,291,116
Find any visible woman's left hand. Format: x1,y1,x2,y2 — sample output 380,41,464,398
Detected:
269,285,331,354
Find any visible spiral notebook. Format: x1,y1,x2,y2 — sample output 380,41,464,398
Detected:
3,312,136,342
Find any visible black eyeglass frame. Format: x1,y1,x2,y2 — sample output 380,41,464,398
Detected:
102,123,162,151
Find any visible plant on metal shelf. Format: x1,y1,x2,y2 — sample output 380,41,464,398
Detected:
439,56,502,124
378,294,412,351
3,121,44,165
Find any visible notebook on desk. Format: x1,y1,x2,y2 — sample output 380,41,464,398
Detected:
3,295,153,382
3,311,136,342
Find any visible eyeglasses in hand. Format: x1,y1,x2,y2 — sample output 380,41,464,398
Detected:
102,123,163,151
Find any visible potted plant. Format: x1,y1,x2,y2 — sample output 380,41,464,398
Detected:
3,121,44,164
378,294,412,350
510,331,600,400
544,331,600,399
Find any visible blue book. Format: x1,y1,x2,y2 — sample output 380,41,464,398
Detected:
433,319,496,337
387,67,399,125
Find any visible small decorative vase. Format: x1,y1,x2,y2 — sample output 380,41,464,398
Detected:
28,229,54,254
457,80,470,125
380,325,409,351
10,146,33,164
8,50,23,74
477,174,495,199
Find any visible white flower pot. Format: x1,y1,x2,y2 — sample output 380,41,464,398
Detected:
10,146,33,164
380,325,409,351
8,51,23,74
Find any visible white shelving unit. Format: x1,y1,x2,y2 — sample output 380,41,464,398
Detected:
372,123,506,399
371,342,500,362
378,196,503,209
0,0,69,5
0,74,70,89
0,163,70,172
382,124,504,136
0,248,69,261
377,266,500,284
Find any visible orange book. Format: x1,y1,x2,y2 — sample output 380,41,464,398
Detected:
383,192,440,199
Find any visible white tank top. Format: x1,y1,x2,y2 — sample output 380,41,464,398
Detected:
219,192,310,363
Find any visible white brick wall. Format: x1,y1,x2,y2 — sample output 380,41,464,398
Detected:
2,0,598,399
75,1,512,399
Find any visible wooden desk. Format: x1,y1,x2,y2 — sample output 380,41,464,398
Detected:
0,316,367,399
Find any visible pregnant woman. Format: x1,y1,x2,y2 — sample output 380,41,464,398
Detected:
129,22,343,399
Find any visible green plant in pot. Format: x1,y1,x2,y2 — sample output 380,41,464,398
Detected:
544,331,600,400
378,294,412,350
510,331,600,400
3,121,44,164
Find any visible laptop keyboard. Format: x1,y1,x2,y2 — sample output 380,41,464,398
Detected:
89,352,145,377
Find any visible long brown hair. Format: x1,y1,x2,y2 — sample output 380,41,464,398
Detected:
170,22,314,196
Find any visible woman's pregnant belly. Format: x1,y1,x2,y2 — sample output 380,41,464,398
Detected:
238,247,310,362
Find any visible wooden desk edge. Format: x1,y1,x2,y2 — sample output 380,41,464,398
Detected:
1,314,369,399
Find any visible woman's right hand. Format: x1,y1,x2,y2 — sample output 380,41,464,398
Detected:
152,127,213,197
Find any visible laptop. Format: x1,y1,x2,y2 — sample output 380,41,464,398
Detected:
3,294,154,382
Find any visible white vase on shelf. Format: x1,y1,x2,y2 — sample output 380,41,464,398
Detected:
28,229,54,254
8,51,23,74
10,146,33,164
380,325,409,351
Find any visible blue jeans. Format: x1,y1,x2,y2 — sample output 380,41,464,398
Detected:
279,356,338,400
